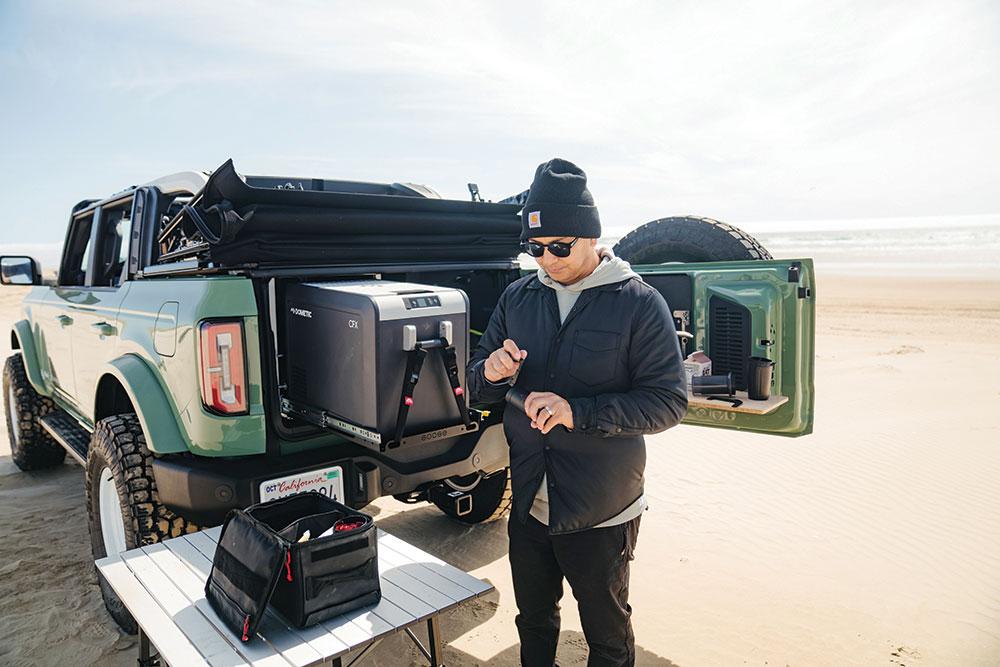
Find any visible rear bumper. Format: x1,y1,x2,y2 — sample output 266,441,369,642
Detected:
151,423,507,525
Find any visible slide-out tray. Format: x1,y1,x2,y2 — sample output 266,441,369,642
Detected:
686,391,788,414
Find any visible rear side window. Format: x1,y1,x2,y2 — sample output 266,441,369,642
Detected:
59,199,135,288
59,212,94,286
91,203,133,287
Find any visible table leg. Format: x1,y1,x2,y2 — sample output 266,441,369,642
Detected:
426,616,443,667
137,627,160,666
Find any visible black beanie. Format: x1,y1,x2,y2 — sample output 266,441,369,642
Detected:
521,158,601,241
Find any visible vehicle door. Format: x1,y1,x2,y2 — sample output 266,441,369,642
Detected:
67,198,135,426
32,208,99,406
634,258,815,436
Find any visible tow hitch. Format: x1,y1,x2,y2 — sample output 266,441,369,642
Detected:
429,485,473,517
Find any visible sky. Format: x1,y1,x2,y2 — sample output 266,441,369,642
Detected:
1,0,998,254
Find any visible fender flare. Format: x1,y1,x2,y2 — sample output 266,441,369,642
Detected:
11,320,50,396
100,354,190,454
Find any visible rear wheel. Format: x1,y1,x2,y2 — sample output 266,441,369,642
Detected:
85,413,202,633
613,215,772,264
431,468,512,524
3,353,65,470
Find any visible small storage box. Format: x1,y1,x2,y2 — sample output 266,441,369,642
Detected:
205,493,380,641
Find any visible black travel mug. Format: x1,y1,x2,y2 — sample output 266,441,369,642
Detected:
505,387,529,414
747,357,774,400
691,373,735,396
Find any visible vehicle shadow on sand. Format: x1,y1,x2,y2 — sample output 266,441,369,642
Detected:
372,502,512,572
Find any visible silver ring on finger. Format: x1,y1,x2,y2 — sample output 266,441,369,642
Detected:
544,406,553,416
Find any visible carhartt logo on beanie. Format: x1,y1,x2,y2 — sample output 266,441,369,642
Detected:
521,158,601,241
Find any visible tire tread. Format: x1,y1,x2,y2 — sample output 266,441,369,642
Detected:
3,354,65,470
85,413,202,634
612,216,772,264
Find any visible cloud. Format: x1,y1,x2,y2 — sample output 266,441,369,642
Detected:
1,0,998,244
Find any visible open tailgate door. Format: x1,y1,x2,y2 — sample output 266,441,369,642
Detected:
634,258,815,437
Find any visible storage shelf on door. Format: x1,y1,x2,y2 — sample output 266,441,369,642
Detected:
686,390,788,414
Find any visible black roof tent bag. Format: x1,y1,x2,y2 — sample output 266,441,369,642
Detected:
205,492,380,640
192,159,523,266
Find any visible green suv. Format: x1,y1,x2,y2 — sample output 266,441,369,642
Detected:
2,159,815,631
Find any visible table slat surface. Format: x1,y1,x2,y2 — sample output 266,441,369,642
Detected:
99,558,217,667
96,523,493,667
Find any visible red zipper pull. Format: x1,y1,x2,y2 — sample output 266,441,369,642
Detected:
242,615,250,642
285,551,293,581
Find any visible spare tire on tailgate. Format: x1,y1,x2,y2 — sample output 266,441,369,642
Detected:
613,215,772,264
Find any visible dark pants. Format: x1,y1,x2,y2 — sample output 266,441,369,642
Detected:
508,512,641,667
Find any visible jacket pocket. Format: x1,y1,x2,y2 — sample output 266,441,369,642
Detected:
569,330,620,387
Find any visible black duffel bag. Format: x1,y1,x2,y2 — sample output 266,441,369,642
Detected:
205,492,380,642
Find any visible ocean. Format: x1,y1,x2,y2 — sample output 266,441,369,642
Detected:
600,214,1000,278
4,215,998,279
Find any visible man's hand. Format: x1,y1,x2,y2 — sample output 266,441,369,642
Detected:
524,392,574,434
484,339,527,383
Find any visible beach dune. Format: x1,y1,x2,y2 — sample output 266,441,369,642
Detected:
1,273,998,666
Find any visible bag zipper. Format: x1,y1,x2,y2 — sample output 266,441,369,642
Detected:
242,614,251,642
285,550,293,582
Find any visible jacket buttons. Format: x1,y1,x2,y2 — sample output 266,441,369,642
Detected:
548,480,556,488
544,445,551,451
616,427,622,433
549,373,556,379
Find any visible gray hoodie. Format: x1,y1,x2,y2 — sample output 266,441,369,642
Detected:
530,248,648,527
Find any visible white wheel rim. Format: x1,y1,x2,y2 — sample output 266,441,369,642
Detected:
7,384,19,447
445,473,482,493
99,467,128,556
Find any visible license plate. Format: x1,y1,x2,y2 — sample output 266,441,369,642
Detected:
259,465,345,503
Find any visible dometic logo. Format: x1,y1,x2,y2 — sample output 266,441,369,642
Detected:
290,307,312,318
528,211,541,228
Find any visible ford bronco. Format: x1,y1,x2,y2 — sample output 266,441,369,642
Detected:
2,159,814,631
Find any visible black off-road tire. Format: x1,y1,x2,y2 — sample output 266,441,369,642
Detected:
3,353,65,470
432,468,513,524
613,216,772,264
85,414,203,634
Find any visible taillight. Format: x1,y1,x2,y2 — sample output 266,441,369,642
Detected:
199,320,248,415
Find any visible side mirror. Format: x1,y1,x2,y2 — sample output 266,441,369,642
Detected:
0,256,42,286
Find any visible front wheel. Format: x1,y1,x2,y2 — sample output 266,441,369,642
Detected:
431,468,512,524
3,353,65,470
85,414,202,633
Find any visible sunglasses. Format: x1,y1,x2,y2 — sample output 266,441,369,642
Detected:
520,237,580,258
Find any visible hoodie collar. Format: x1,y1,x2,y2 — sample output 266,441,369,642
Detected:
529,247,639,292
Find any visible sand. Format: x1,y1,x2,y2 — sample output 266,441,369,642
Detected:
1,273,999,666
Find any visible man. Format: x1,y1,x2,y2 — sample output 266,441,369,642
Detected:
466,158,688,666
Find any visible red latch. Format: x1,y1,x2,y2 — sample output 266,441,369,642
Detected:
404,397,414,406
454,386,464,396
285,551,292,582
242,615,250,642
